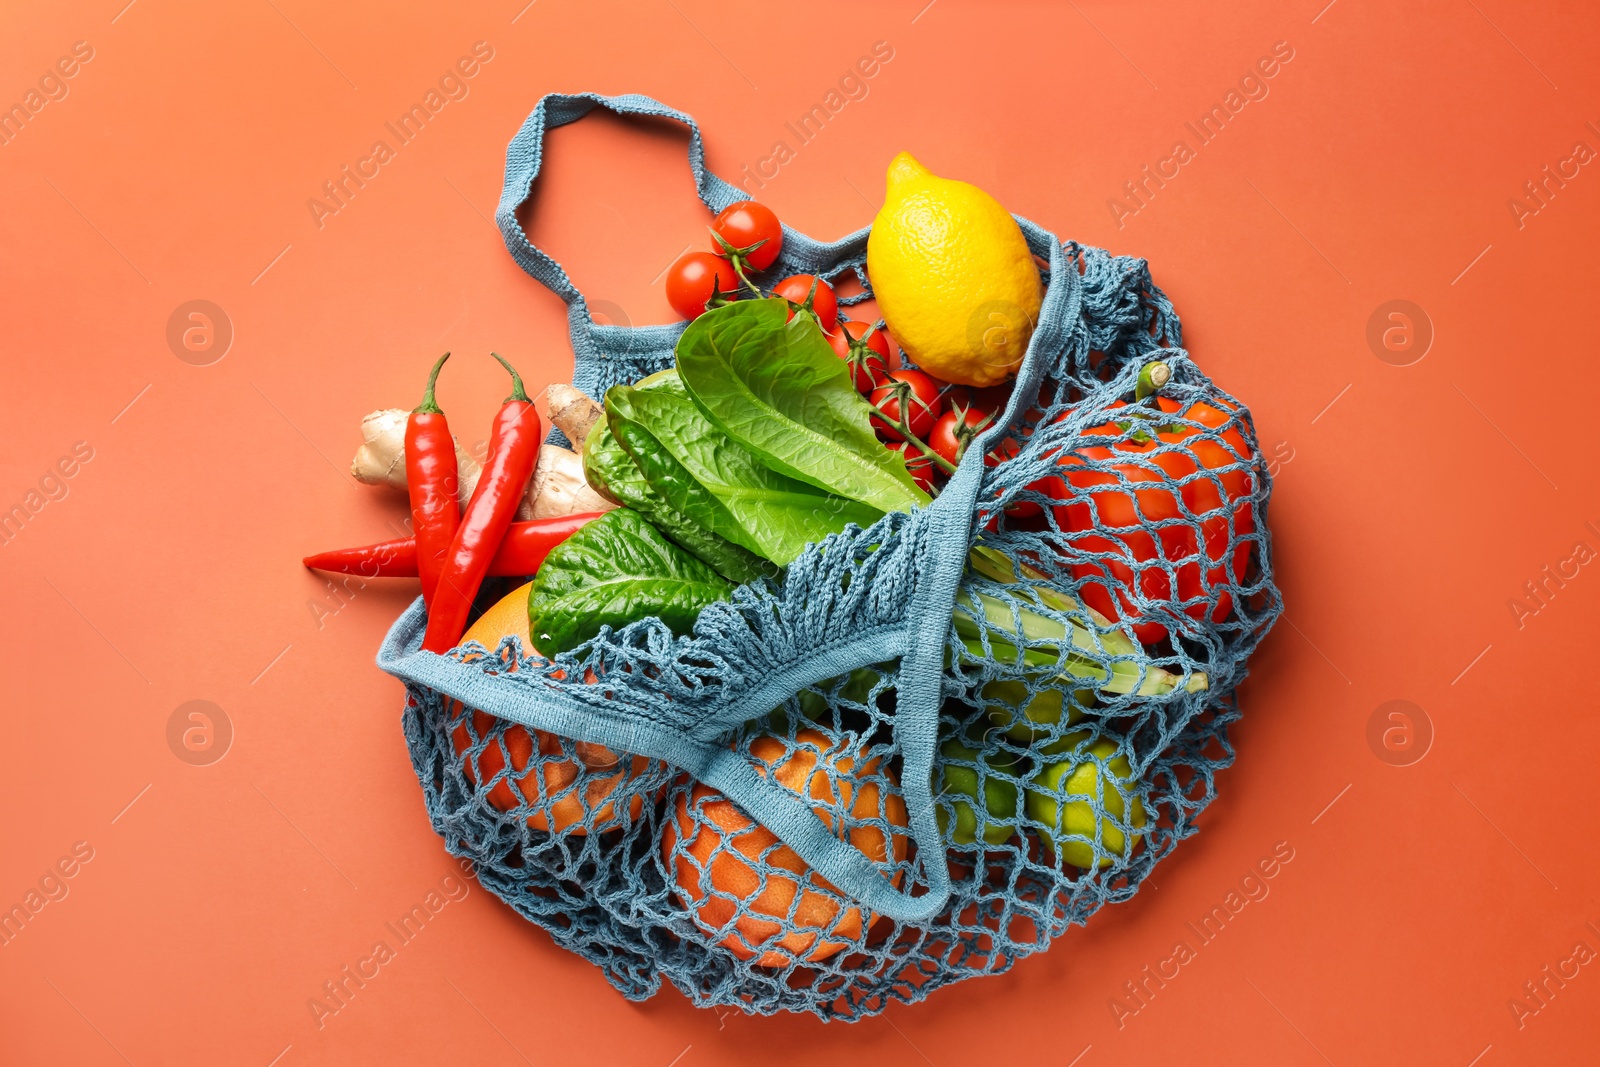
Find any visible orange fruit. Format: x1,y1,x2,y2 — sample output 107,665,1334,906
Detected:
447,582,647,834
662,728,909,967
461,579,538,649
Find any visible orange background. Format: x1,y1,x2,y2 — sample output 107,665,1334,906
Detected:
3,1,1598,1063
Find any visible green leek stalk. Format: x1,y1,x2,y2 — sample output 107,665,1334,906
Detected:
955,546,1207,697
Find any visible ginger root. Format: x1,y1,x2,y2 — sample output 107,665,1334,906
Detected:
519,444,616,520
351,409,482,509
352,409,612,520
546,384,604,452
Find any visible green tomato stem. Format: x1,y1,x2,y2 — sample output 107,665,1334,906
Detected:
708,227,767,297
872,380,958,475
899,421,957,475
729,255,765,297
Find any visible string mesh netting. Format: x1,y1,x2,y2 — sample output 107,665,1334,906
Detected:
385,238,1281,1021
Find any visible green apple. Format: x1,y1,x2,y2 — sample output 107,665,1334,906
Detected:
982,678,1092,743
1025,738,1146,869
936,740,1020,846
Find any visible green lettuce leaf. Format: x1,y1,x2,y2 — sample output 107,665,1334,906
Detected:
527,507,732,655
675,298,929,514
607,370,880,566
582,414,774,585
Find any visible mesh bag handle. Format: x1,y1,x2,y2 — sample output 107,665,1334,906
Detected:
494,94,740,299
493,92,867,406
383,93,1089,923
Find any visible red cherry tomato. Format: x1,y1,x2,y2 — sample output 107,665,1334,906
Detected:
870,369,943,442
828,321,894,393
927,407,991,466
885,441,938,493
665,252,738,320
773,274,838,333
710,201,783,271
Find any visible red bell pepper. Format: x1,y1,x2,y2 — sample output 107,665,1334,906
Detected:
1049,365,1256,643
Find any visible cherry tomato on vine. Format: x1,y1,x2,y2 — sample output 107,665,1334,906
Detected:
665,252,738,320
828,320,894,392
885,441,938,493
710,201,783,271
773,274,838,333
870,369,943,442
927,407,991,467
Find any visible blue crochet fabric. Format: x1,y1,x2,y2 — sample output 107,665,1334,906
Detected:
378,93,1281,1021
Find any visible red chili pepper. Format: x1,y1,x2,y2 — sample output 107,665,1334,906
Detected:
302,513,602,578
1048,364,1257,643
421,353,542,652
406,353,458,609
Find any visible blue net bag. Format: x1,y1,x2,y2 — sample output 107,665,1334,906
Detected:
378,93,1282,1021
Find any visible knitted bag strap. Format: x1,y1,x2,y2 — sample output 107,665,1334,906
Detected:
495,91,745,303
493,91,860,407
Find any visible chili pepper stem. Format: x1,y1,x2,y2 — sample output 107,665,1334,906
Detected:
415,352,450,414
490,352,529,403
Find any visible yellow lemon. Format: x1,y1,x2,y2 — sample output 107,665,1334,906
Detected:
866,152,1043,387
